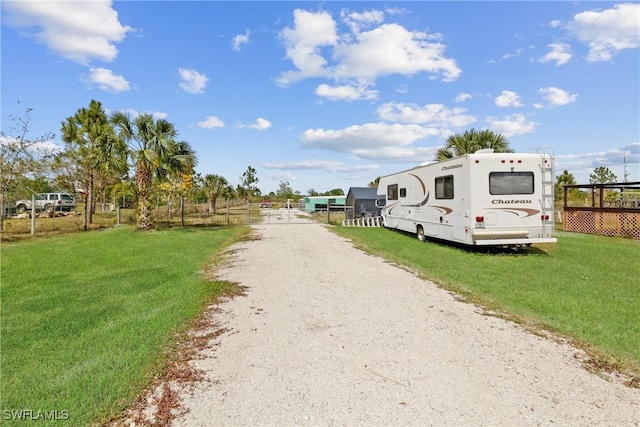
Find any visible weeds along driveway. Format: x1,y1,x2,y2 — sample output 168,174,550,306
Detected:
172,220,638,426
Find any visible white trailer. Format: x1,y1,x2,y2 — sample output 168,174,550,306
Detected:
376,150,556,248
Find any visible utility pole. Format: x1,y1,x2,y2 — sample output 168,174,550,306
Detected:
623,151,629,182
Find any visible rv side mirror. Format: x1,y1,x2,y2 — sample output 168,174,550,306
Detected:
375,199,386,208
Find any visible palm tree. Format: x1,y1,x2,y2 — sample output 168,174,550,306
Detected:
110,112,197,230
202,174,230,213
435,128,513,161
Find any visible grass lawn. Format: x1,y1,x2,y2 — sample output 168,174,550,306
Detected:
0,207,253,243
333,227,640,376
1,225,249,426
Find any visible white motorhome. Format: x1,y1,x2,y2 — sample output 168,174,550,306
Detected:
376,150,556,248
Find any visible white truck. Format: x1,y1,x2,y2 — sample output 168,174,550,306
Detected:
15,192,77,214
376,150,556,248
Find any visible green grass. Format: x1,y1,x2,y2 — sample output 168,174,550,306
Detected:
0,206,252,243
333,227,640,375
1,226,249,426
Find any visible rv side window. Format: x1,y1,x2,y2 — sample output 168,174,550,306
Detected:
387,184,399,200
489,172,534,195
399,188,407,198
435,176,454,199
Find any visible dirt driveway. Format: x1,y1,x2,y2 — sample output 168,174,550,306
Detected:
170,210,638,426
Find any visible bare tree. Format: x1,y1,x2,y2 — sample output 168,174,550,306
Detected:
0,107,55,231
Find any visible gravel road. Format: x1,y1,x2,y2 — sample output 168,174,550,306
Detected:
171,209,638,426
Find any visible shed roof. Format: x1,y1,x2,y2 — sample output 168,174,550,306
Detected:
347,187,383,200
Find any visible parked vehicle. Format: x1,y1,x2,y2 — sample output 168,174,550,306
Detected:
376,150,556,248
15,193,77,213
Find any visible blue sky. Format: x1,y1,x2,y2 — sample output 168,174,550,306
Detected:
2,1,639,194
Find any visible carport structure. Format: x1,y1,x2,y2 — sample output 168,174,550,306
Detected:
302,195,346,213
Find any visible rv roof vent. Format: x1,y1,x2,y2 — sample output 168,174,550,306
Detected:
476,148,495,154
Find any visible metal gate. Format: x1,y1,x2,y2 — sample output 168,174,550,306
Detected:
249,204,315,225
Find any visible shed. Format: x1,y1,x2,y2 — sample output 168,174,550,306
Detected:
346,187,384,219
303,195,346,213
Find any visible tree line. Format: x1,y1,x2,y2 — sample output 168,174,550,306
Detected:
1,110,623,233
0,101,263,232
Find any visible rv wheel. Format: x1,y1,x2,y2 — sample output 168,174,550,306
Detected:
417,225,426,242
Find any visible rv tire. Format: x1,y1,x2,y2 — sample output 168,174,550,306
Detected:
417,225,426,242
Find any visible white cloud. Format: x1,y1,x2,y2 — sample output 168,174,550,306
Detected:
455,92,472,103
30,139,62,154
262,160,379,173
540,43,572,66
178,68,208,94
87,67,130,92
248,118,272,130
278,9,338,84
340,8,384,33
233,30,250,52
377,102,476,128
495,90,523,108
395,84,409,94
278,9,461,87
555,143,640,183
0,135,61,155
568,3,640,62
151,111,168,120
2,0,131,65
501,48,525,61
315,83,378,101
264,160,342,170
333,23,461,82
486,113,537,137
197,116,225,129
300,122,440,162
539,87,578,106
265,172,299,183
235,118,272,130
110,109,167,120
623,142,640,157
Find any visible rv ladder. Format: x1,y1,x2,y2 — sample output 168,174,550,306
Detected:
538,152,555,230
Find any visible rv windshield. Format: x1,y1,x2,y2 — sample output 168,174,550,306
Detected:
489,172,534,195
